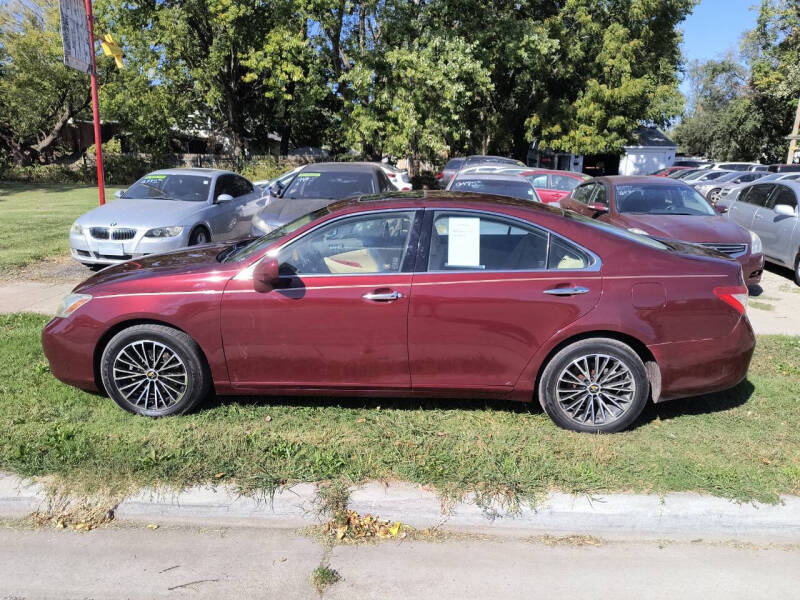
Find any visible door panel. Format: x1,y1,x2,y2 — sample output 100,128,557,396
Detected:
221,274,412,387
752,185,799,263
408,272,600,389
221,209,420,388
408,210,601,390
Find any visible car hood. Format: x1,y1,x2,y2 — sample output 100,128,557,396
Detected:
73,244,236,293
613,214,749,244
75,198,207,228
256,197,339,228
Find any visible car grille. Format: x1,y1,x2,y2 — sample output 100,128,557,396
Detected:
111,228,137,240
89,227,137,240
698,243,747,257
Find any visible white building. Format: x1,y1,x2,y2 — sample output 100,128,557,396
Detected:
618,126,677,176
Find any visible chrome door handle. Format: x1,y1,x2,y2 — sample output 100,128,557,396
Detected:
543,286,590,296
362,291,402,302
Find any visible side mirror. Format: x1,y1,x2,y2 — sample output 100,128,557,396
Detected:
269,183,283,197
253,257,280,292
216,193,234,203
588,203,608,214
774,204,797,217
114,190,124,199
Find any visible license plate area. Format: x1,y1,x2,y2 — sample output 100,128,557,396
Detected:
97,242,125,256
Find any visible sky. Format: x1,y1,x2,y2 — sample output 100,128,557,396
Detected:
679,0,761,94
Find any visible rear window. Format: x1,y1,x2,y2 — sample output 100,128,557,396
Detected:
283,170,376,199
450,178,537,201
444,158,465,170
615,184,715,216
550,174,583,191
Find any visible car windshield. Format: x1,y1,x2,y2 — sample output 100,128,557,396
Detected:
124,174,211,201
444,158,464,170
282,171,376,199
450,178,537,201
670,169,700,179
615,184,715,215
222,207,332,263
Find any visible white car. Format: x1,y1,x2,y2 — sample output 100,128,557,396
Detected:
379,164,412,191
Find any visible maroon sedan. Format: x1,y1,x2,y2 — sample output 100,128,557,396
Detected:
560,176,764,286
42,192,754,433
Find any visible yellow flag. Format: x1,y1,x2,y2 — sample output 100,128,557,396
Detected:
100,33,123,69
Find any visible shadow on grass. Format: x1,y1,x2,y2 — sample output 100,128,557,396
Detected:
635,379,754,428
201,378,755,430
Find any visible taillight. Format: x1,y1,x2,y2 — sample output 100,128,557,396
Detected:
435,172,444,179
388,173,396,179
714,286,748,315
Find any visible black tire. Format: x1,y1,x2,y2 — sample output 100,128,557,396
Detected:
707,188,721,205
189,227,211,246
100,324,210,417
794,252,800,287
538,338,649,433
87,264,106,271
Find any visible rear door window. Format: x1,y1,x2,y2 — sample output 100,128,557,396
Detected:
745,184,775,207
550,174,581,191
427,212,590,271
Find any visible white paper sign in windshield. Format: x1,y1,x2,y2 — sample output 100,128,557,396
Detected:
447,217,480,267
59,0,92,74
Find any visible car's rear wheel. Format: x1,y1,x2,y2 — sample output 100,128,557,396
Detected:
100,324,210,416
189,227,210,246
538,338,649,433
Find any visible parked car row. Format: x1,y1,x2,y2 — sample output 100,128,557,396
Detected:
70,162,411,268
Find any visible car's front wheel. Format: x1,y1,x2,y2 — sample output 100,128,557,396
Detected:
794,252,800,287
100,324,210,416
538,338,650,433
707,188,722,205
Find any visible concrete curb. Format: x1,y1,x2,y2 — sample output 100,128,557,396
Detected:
2,474,799,540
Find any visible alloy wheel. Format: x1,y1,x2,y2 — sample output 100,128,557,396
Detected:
708,189,721,204
112,340,188,411
555,353,636,426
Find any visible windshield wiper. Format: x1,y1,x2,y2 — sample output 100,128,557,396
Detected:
139,182,169,198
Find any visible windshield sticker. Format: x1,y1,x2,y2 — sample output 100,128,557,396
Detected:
141,175,166,181
297,172,321,178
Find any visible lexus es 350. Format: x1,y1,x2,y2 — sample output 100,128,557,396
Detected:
43,191,755,433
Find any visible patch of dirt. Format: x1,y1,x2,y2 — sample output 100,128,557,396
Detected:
4,255,89,284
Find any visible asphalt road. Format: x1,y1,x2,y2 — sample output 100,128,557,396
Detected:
1,523,799,599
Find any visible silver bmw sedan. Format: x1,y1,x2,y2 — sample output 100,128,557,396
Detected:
69,168,264,267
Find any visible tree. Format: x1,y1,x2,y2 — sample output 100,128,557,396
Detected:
673,1,799,163
0,1,94,165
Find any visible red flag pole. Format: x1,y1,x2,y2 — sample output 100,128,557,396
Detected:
83,0,105,205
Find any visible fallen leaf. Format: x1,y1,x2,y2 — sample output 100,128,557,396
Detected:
147,523,159,530
356,418,366,423
336,526,347,540
435,431,448,437
388,522,402,537
265,415,272,422
215,472,225,478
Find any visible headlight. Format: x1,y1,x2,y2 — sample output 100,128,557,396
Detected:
144,226,183,238
55,293,92,318
749,230,763,254
70,222,84,235
627,228,650,236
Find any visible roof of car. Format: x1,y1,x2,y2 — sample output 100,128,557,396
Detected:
298,162,381,172
452,173,533,182
149,167,236,177
593,175,689,186
520,169,588,178
324,190,551,214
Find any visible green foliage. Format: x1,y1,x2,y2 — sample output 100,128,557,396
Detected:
0,1,98,164
674,1,800,162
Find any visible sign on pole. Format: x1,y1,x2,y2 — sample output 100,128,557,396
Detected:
58,0,92,74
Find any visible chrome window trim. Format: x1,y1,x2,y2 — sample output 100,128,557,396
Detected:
240,206,602,278
424,207,602,274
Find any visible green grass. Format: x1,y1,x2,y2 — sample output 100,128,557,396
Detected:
0,183,121,276
1,313,799,503
750,300,776,312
